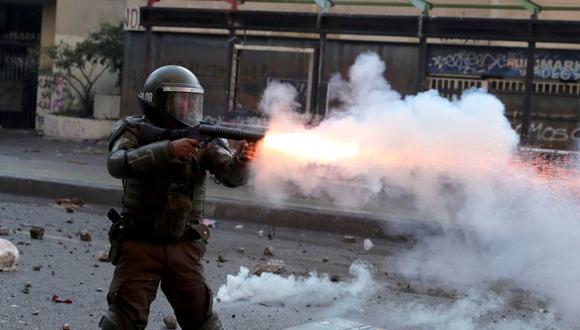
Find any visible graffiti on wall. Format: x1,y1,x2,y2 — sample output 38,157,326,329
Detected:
514,122,580,147
428,47,580,81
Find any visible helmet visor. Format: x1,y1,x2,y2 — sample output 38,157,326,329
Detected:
164,91,204,126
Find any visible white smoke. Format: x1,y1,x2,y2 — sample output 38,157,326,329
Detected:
215,262,376,306
379,292,558,330
250,51,580,326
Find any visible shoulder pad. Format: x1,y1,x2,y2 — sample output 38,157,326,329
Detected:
108,116,144,151
126,115,145,126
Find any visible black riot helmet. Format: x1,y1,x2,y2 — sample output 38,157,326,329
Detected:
138,65,204,128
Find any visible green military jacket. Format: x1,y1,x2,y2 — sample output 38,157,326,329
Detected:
107,116,249,240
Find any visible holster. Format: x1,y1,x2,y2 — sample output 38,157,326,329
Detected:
185,222,211,243
107,209,125,266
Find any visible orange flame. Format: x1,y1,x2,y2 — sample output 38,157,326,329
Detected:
263,131,359,163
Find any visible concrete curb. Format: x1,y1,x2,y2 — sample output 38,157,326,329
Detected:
0,175,442,240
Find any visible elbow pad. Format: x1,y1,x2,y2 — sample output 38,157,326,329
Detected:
107,150,129,178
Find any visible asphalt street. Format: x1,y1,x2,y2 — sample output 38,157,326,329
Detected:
0,192,565,330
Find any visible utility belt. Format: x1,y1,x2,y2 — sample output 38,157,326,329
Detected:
106,208,210,265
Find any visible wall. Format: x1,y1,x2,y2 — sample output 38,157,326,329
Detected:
36,0,125,132
121,32,418,121
53,0,125,96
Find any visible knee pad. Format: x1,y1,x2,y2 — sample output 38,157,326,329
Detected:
199,312,224,330
99,305,142,330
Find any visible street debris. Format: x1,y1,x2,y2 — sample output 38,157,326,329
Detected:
263,246,274,256
0,238,19,272
95,250,110,262
236,247,245,254
217,255,227,263
67,159,88,165
163,315,178,329
235,225,244,230
52,294,73,304
62,323,71,330
0,226,9,236
342,235,356,243
78,230,92,242
65,218,74,224
56,198,84,213
202,219,218,228
363,239,374,251
254,259,285,275
30,226,45,240
56,198,84,208
32,265,42,271
257,230,264,237
268,226,275,240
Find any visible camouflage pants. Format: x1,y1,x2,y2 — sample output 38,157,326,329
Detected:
106,240,212,329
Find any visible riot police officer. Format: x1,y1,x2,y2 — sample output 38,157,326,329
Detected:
99,65,255,329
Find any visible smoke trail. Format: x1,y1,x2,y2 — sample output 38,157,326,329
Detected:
250,51,580,326
215,262,376,306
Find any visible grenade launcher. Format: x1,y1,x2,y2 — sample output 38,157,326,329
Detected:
138,122,265,145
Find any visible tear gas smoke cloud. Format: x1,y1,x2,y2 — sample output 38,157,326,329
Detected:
379,291,558,330
215,262,376,306
249,51,580,325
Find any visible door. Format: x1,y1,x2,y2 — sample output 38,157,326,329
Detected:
0,4,42,128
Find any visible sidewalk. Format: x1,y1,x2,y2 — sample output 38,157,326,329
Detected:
0,129,438,239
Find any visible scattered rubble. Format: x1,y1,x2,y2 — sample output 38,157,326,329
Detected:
268,226,275,240
163,315,178,329
56,198,84,207
65,218,74,224
254,259,285,275
67,159,88,165
217,255,227,263
95,250,110,262
78,230,92,242
263,246,274,256
234,225,243,230
236,247,245,254
342,235,356,243
0,226,10,236
62,323,71,330
30,226,45,240
363,239,374,251
257,230,264,237
32,265,42,271
51,294,73,304
0,238,19,271
56,198,84,214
